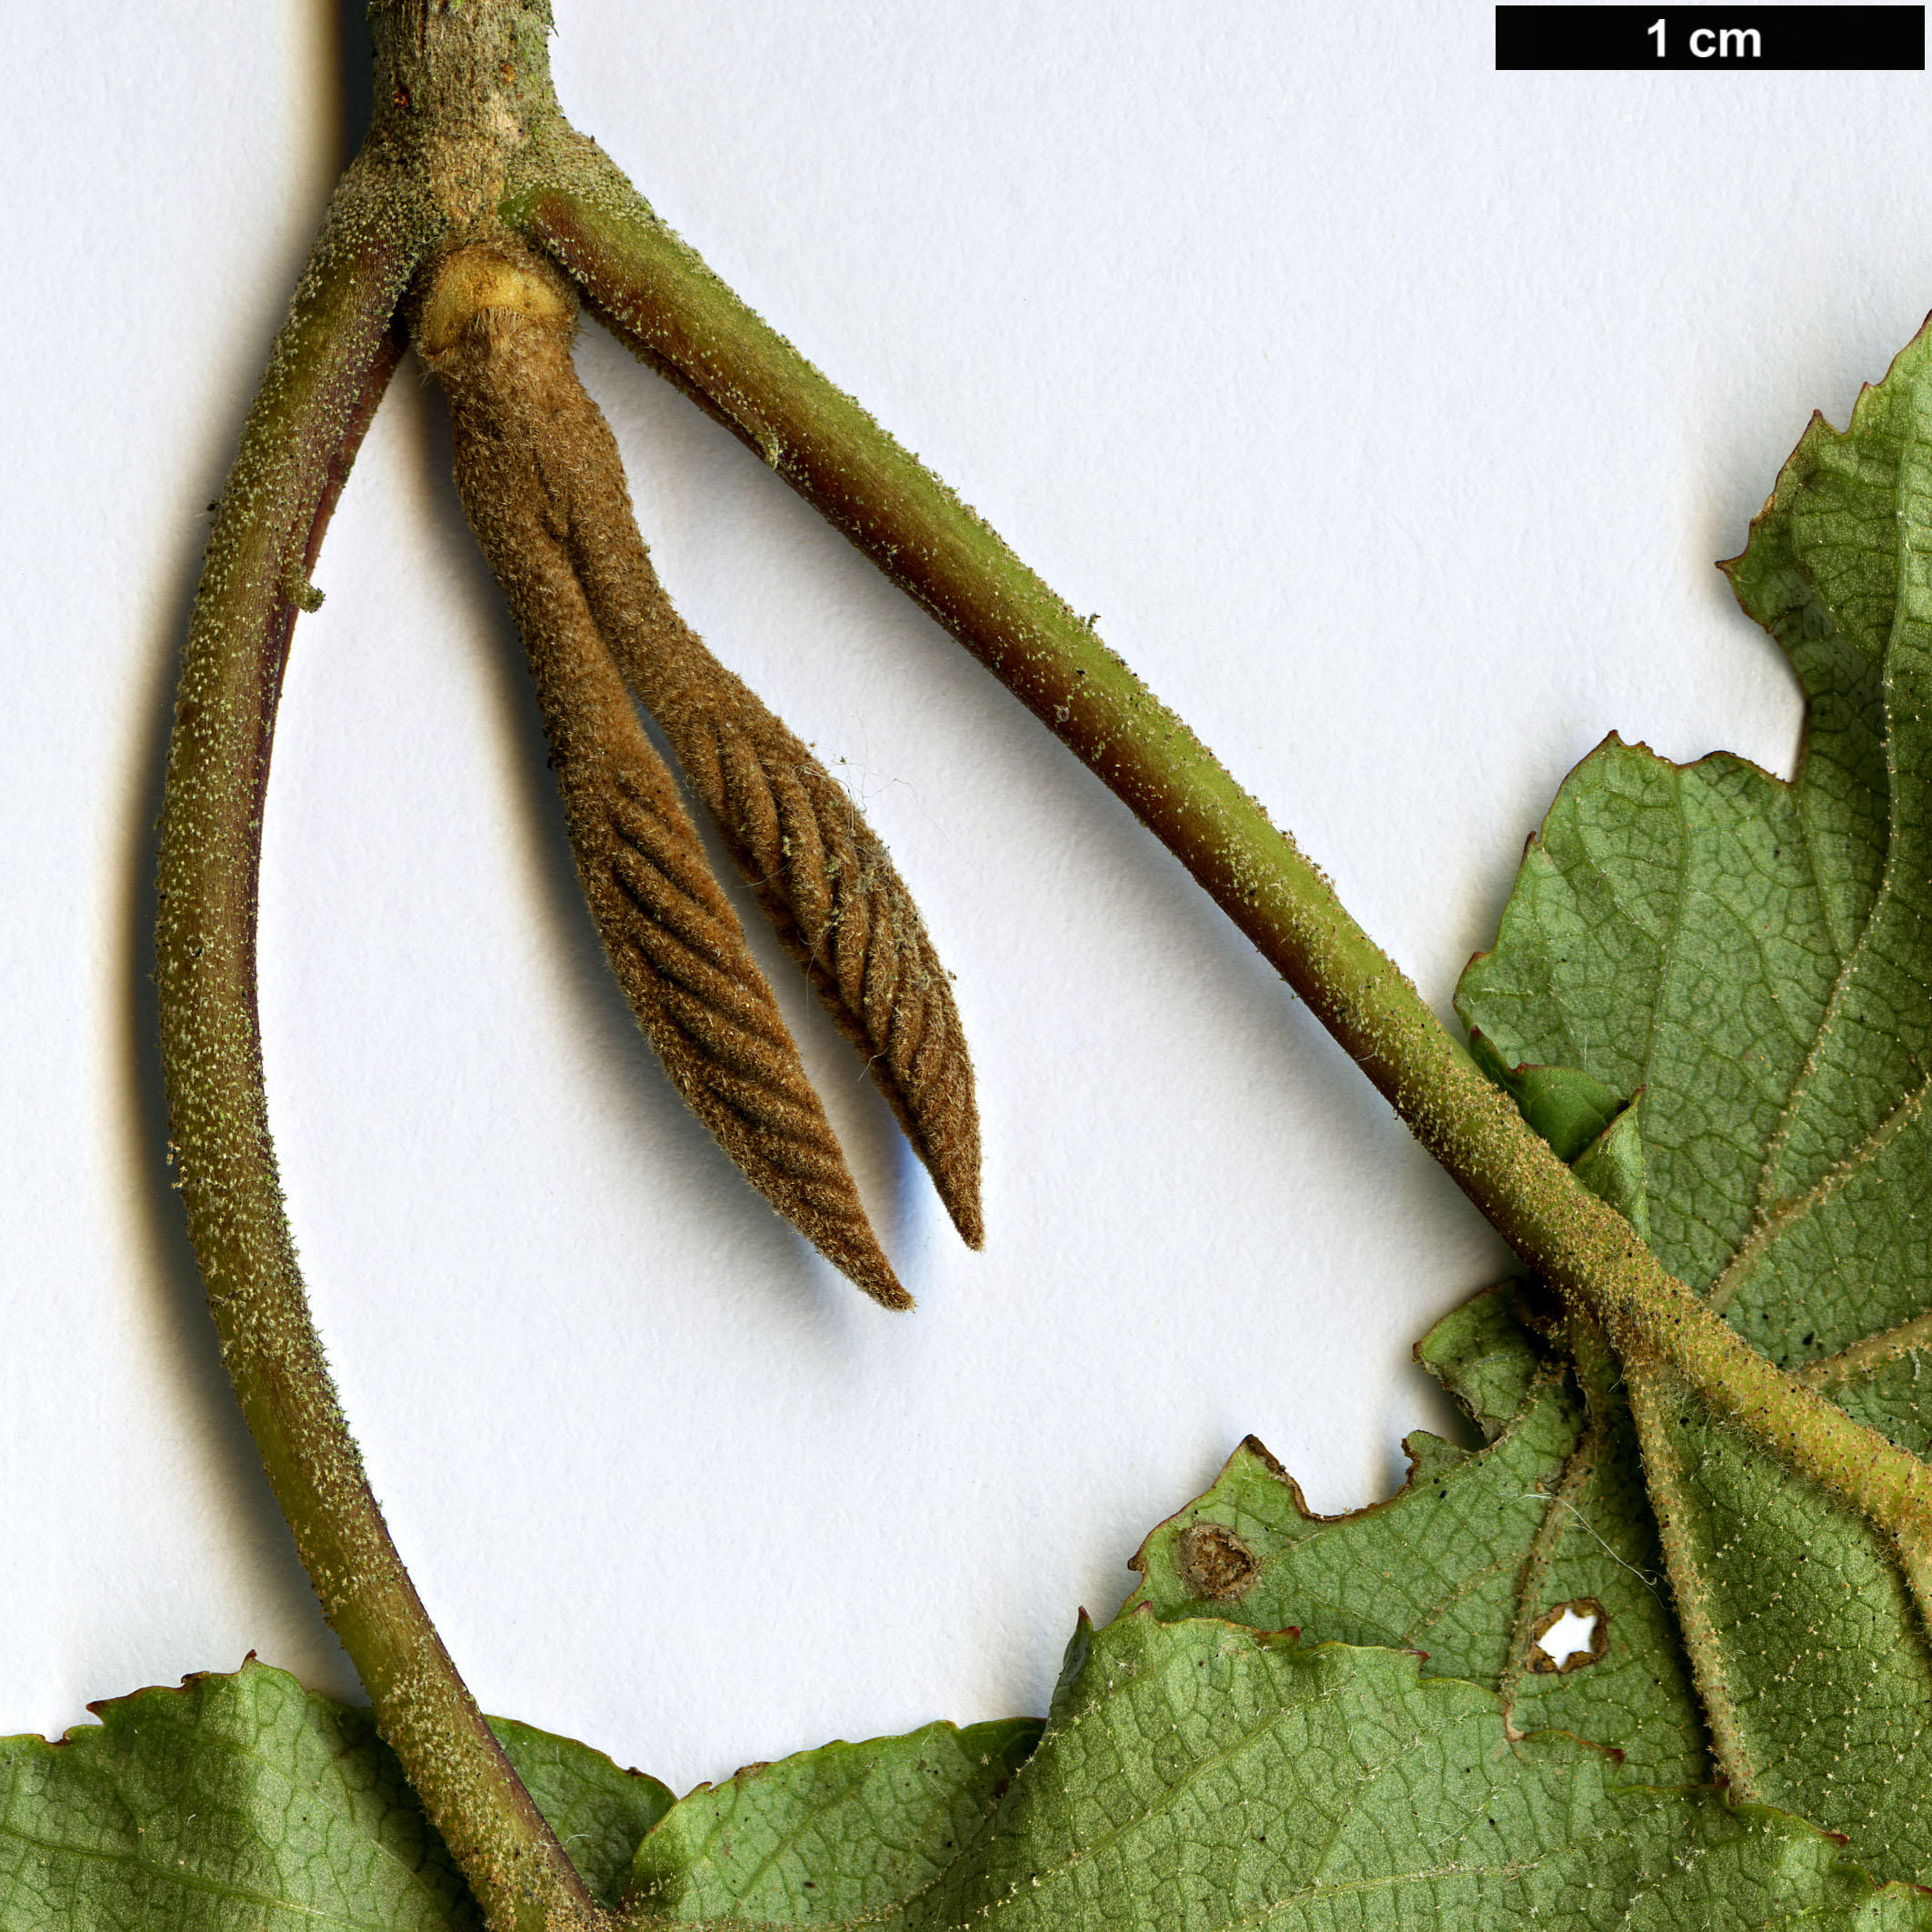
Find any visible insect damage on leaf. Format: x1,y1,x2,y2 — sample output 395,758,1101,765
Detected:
100,0,1932,1904
1126,1285,1708,1789
1174,1519,1263,1601
1457,322,1932,1871
1123,315,1932,1894
15,1646,1930,1931
1527,1598,1608,1674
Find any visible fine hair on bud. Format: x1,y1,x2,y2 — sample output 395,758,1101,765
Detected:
411,238,913,1307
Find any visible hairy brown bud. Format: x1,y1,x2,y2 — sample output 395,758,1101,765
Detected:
415,241,910,1306
576,522,985,1251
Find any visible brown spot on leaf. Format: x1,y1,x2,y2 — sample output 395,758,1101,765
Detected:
1176,1522,1259,1600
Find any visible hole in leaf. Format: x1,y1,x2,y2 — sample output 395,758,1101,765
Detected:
1527,1597,1607,1673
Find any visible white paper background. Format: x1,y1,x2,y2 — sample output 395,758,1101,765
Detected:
6,2,1930,1798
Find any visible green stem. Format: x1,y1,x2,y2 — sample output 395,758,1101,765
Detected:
163,3,1932,1904
512,154,1932,1595
156,122,606,1932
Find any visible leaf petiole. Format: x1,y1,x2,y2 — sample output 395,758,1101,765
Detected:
521,141,1932,1629
160,4,1932,1924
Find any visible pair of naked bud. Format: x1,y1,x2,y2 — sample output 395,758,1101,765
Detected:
411,242,980,1307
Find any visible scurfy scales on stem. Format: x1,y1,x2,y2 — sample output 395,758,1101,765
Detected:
11,11,1932,1932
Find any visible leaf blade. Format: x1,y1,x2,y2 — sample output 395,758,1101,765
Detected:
1448,318,1932,1878
0,1663,672,1931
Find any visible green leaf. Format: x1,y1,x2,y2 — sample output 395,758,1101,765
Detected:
17,1644,1932,1932
0,1659,669,1930
1413,1272,1547,1439
1446,318,1932,1878
486,1717,673,1909
626,1611,1932,1929
31,125,1932,1932
1464,1041,1627,1169
0,1661,477,1931
1569,1101,1650,1244
1111,319,1932,1895
1125,1288,1707,1790
625,1717,1041,1924
917,1611,1932,1932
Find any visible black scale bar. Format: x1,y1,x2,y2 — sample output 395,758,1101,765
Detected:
1497,5,1923,70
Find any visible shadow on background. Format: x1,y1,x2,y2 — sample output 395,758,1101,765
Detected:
338,0,375,165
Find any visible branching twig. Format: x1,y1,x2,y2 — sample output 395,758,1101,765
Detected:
158,4,1932,1925
516,126,1932,1611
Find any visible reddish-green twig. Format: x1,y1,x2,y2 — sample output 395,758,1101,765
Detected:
158,4,1932,1924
